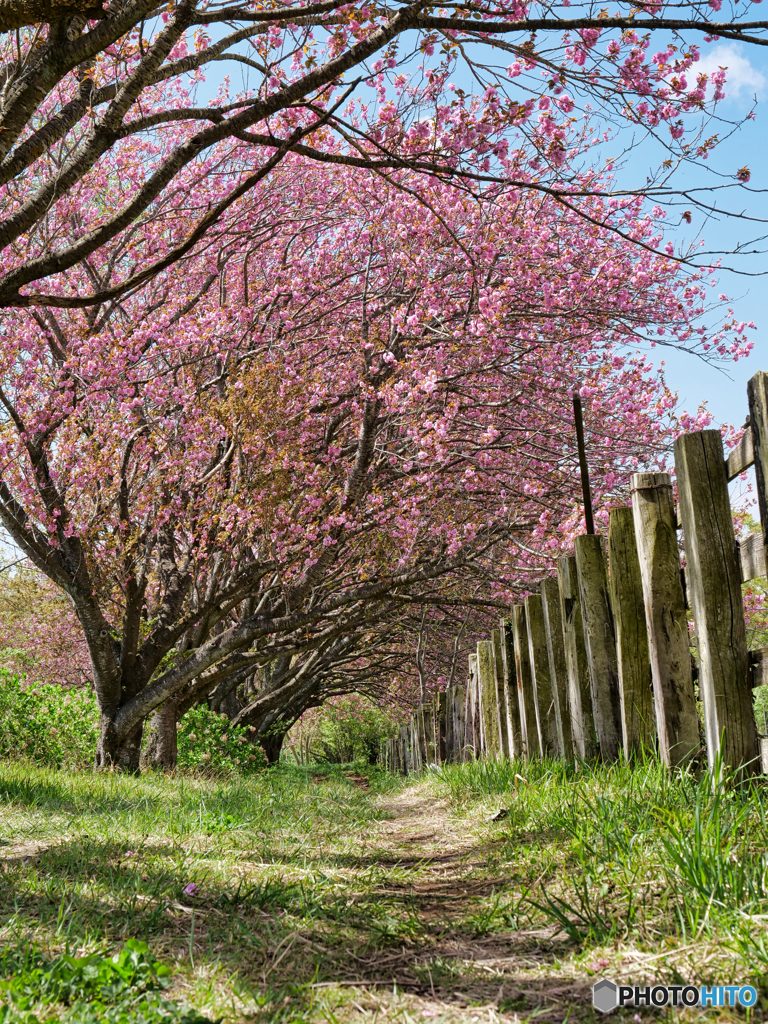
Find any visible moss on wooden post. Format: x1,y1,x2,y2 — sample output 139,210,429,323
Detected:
675,429,759,777
557,555,597,759
422,704,436,765
748,372,768,566
451,685,465,763
608,505,656,761
478,640,502,760
500,618,523,757
631,473,699,767
492,627,511,759
541,577,573,760
574,534,623,762
525,593,559,757
512,605,540,758
464,653,481,760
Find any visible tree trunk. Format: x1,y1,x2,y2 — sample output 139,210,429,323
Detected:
260,729,286,765
140,700,178,772
94,711,144,772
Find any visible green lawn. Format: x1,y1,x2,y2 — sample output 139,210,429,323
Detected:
0,759,767,1021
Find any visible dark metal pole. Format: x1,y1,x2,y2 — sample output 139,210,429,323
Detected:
573,391,595,535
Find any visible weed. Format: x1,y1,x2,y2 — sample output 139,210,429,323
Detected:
0,939,216,1023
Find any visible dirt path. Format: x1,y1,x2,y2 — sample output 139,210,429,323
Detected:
312,783,591,1023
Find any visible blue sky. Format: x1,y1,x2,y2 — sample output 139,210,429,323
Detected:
626,40,768,428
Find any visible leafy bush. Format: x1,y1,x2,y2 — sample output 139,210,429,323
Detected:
295,695,402,765
0,939,216,1023
0,670,266,776
0,671,99,769
177,705,266,775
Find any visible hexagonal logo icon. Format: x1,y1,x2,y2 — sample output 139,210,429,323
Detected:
593,979,619,1014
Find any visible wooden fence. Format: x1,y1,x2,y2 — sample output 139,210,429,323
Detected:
380,370,768,779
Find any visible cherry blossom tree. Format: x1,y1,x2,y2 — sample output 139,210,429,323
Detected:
0,136,748,769
0,0,765,317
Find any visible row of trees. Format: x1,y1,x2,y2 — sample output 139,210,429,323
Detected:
0,147,738,767
0,0,760,768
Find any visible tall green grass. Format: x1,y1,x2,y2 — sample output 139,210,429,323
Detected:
428,756,768,979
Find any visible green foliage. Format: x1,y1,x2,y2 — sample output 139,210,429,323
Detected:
176,705,266,775
0,672,267,776
0,939,216,1023
0,671,98,769
305,696,401,764
431,756,768,971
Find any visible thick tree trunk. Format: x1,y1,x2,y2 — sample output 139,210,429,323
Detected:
260,729,286,765
94,708,120,770
140,700,178,772
94,711,144,772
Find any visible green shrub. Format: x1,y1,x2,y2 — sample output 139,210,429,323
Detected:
0,671,99,769
177,705,266,775
0,670,265,776
0,939,216,1023
304,695,402,764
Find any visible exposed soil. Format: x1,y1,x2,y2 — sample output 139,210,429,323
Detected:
310,785,596,1023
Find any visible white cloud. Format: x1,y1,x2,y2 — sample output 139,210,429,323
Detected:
695,43,767,101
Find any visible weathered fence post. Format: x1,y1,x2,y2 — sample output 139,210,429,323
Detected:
434,691,447,764
478,640,502,760
463,653,481,759
419,708,429,765
525,593,559,757
631,473,700,767
675,429,759,777
608,505,656,760
748,371,768,565
423,703,436,765
557,555,598,759
452,684,466,763
500,618,523,758
512,604,540,758
541,578,573,760
415,712,425,772
492,628,512,759
400,724,410,775
574,535,623,761
444,688,455,763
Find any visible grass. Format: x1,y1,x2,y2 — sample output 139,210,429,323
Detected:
432,758,768,1004
2,756,768,1021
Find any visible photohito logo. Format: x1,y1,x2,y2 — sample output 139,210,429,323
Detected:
592,979,758,1012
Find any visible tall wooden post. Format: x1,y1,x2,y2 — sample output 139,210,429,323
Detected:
500,618,523,757
492,628,512,758
434,692,447,764
464,653,481,759
631,474,700,767
512,604,540,758
541,578,573,760
403,724,415,770
423,704,436,765
557,556,597,759
574,534,623,762
444,688,455,762
675,429,759,777
413,709,426,769
453,684,466,763
608,506,656,760
748,372,768,573
478,640,502,760
525,593,559,757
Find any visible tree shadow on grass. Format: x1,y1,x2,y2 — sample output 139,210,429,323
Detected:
0,830,606,1022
